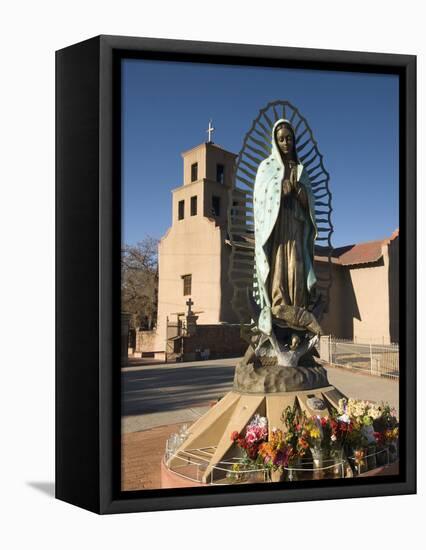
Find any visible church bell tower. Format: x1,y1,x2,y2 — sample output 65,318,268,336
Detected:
155,123,239,354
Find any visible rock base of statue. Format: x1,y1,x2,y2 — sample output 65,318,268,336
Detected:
233,360,329,393
163,365,346,486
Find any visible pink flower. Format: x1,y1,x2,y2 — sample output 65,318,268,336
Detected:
245,430,257,445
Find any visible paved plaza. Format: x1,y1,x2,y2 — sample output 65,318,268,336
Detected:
121,358,399,433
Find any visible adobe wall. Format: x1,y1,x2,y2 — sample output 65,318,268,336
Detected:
318,248,394,344
388,236,399,343
135,330,157,354
349,253,390,343
319,260,362,340
155,216,224,351
181,324,247,360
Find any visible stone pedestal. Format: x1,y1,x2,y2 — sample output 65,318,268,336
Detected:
163,364,346,485
233,361,330,393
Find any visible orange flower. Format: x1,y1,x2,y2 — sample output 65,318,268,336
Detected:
298,437,309,449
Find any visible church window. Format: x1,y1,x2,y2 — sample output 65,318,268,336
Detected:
216,163,225,184
182,274,192,296
191,163,198,182
190,195,197,216
212,195,221,217
178,200,185,220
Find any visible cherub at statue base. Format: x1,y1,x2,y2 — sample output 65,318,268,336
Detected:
255,329,319,367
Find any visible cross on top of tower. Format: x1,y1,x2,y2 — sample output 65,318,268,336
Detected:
206,120,215,143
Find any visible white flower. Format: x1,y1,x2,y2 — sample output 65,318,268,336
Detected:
368,404,382,420
249,414,268,428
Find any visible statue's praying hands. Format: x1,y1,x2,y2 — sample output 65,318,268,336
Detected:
282,178,292,196
283,163,298,196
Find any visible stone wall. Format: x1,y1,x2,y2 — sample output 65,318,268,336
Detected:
135,330,158,354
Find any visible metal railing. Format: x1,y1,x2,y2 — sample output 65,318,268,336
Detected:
319,336,399,380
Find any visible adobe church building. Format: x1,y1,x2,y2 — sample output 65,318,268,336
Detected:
144,135,399,361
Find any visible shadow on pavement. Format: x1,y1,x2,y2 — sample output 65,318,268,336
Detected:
122,365,234,416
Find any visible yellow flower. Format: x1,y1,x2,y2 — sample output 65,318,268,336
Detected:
310,427,320,439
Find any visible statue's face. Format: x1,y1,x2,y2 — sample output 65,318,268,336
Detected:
276,126,294,157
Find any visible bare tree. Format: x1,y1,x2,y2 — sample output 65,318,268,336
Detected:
121,236,158,330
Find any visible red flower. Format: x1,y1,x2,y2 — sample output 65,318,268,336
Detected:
238,437,247,449
374,431,385,445
231,430,239,442
247,444,259,460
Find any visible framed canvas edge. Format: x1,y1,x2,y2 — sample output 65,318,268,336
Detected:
401,51,417,497
101,480,415,515
56,35,416,515
56,36,102,514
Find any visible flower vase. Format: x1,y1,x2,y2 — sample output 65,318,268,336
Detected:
330,447,345,478
311,447,324,480
376,446,388,466
269,469,284,483
387,442,397,463
352,448,366,475
286,458,300,482
366,444,377,470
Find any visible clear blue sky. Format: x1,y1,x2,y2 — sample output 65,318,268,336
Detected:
122,59,399,248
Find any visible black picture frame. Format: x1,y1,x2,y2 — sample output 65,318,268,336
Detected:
56,35,416,514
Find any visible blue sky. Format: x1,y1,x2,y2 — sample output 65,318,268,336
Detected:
122,59,399,248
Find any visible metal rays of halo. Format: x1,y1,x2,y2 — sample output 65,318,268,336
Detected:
227,100,334,326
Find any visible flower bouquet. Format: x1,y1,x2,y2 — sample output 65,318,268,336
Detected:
373,403,399,463
383,427,399,462
338,399,399,473
230,414,293,482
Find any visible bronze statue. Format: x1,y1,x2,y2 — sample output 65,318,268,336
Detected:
253,119,322,365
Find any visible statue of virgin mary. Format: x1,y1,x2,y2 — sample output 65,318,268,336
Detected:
253,118,322,355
